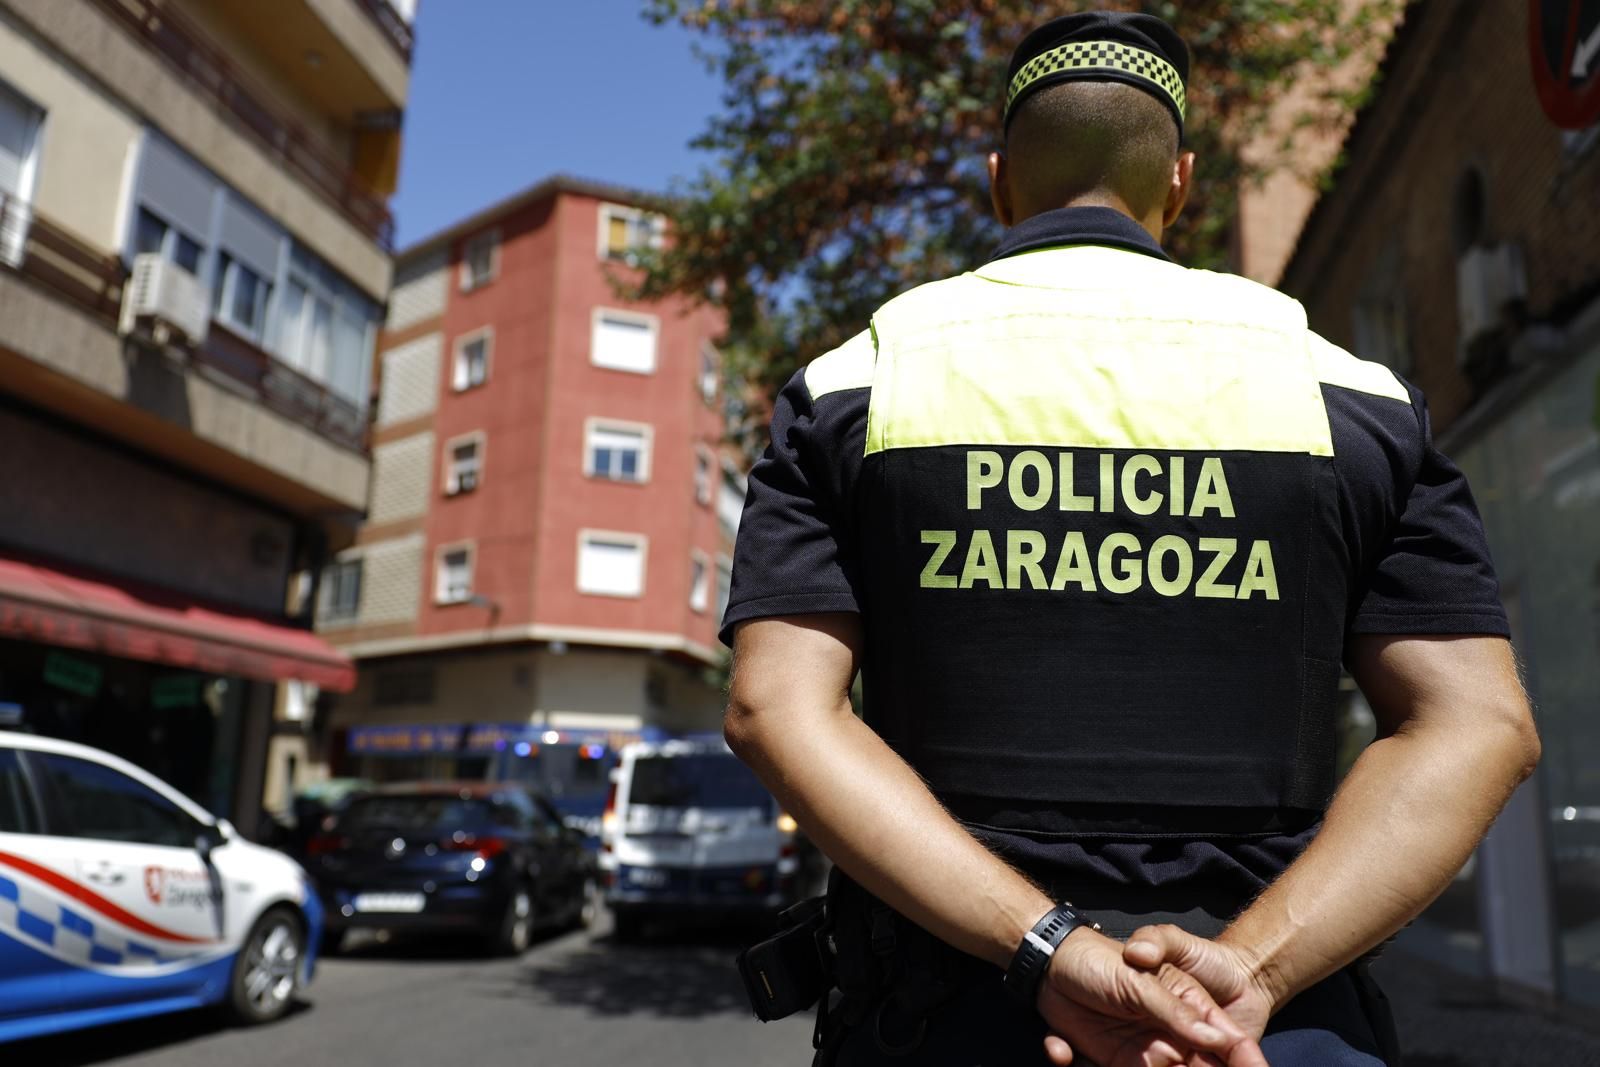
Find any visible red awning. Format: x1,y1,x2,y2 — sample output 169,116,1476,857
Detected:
0,557,355,692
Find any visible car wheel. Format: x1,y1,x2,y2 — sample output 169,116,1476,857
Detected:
228,907,304,1025
490,886,534,956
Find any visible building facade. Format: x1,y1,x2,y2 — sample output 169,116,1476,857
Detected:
1279,0,1600,1007
0,0,412,832
312,177,736,810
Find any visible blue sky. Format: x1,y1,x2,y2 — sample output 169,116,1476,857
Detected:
391,1,723,247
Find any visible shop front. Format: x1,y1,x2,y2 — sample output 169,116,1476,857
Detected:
1446,320,1600,1002
0,552,355,834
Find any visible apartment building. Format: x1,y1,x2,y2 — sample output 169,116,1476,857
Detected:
0,0,412,832
1279,0,1600,1007
313,176,737,799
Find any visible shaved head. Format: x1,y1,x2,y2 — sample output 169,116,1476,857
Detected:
1003,81,1180,221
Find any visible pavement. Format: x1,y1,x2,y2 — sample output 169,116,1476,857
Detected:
9,915,1600,1066
1374,951,1600,1066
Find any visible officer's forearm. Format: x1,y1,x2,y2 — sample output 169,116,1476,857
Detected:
726,691,1051,969
1220,638,1539,1010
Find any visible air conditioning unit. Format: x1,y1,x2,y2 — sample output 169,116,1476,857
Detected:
455,469,479,493
1456,242,1526,357
119,253,209,349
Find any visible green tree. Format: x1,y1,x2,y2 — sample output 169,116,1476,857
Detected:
635,0,1396,444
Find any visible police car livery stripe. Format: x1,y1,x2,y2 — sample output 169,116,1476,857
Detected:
0,850,216,945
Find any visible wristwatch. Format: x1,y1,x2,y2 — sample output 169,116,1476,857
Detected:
1002,902,1101,1008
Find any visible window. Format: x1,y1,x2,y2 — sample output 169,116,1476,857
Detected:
319,558,363,623
718,465,747,538
445,434,484,495
689,553,710,613
591,310,657,374
577,532,646,598
460,229,499,291
36,753,202,848
699,344,719,403
273,246,379,406
212,252,272,340
454,330,492,391
585,420,651,483
1351,242,1412,377
133,208,204,274
694,448,714,506
0,80,43,267
715,554,733,620
598,203,665,265
436,544,474,604
0,749,39,834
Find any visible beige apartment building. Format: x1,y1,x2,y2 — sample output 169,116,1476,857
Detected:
0,0,412,834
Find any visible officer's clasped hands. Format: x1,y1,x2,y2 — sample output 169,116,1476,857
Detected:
1035,928,1271,1067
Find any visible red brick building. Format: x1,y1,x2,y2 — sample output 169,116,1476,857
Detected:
314,176,738,787
1277,0,1600,1008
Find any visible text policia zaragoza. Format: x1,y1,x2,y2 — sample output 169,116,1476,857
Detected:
918,451,1280,600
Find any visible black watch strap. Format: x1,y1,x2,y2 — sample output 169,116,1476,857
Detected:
1002,902,1101,1008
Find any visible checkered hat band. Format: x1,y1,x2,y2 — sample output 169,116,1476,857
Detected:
1007,40,1187,123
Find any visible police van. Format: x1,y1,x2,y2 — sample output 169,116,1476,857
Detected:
0,733,321,1043
601,739,811,939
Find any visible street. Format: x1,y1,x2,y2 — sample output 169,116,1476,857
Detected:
13,910,1600,1066
6,914,812,1067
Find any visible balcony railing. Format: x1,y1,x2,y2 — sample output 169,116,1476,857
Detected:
197,323,369,454
353,0,414,61
88,0,396,249
0,194,126,327
0,195,368,455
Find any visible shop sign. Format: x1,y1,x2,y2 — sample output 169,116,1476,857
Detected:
1530,0,1600,129
43,652,101,697
151,675,201,710
347,722,527,755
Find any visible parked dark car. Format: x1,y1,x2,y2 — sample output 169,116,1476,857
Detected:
307,782,596,955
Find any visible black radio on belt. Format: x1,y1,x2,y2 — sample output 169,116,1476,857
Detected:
736,896,832,1022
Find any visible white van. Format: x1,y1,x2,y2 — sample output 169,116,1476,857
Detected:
600,740,808,939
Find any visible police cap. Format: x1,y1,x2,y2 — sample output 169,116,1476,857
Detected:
1004,11,1190,136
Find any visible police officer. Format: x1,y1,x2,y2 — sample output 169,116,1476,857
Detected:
720,11,1540,1066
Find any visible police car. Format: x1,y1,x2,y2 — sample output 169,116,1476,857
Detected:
0,733,321,1043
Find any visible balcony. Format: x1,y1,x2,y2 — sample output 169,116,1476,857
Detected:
353,0,414,61
197,324,368,454
0,195,367,456
88,0,396,249
0,194,126,328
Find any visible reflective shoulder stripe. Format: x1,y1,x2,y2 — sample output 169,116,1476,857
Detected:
865,264,1335,457
803,329,877,401
1308,332,1410,402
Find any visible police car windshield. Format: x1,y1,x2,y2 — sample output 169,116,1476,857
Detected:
341,795,493,831
630,755,774,812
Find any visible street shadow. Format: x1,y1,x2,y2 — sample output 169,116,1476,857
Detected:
0,1001,312,1067
507,919,774,1020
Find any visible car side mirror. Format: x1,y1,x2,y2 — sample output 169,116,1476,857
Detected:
196,822,227,859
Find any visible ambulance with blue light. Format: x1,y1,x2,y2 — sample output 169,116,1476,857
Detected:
0,732,320,1043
